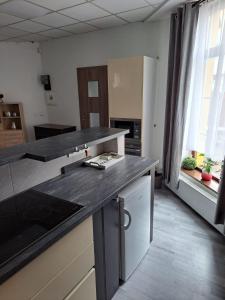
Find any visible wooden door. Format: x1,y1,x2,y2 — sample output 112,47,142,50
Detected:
77,66,109,129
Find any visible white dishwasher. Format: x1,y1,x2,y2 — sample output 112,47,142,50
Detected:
118,176,151,281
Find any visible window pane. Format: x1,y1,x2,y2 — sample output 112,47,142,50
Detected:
222,55,225,74
90,113,100,127
219,93,225,127
209,8,225,48
203,57,218,98
88,81,99,97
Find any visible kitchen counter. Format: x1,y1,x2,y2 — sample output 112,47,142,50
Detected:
0,127,128,166
0,155,158,284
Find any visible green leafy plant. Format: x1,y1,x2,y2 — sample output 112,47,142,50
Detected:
182,157,197,170
202,158,214,174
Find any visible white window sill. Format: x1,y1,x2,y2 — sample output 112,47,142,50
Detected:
179,172,218,204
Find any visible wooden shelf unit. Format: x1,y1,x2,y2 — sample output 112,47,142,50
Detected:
0,103,26,148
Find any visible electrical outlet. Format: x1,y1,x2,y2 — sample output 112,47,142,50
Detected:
46,92,56,106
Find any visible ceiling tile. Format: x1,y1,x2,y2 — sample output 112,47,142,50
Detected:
39,28,72,38
147,0,183,21
10,20,50,33
118,6,154,22
145,0,164,6
4,37,26,42
0,0,50,19
60,2,110,21
88,15,127,28
21,33,50,41
0,26,27,37
93,0,149,14
0,34,9,41
27,0,86,11
33,12,79,27
62,23,97,34
0,12,24,26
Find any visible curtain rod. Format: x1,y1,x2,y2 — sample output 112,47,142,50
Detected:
192,0,208,7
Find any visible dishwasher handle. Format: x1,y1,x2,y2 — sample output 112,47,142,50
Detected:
122,209,132,230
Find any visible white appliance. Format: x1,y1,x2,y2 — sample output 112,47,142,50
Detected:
119,176,151,281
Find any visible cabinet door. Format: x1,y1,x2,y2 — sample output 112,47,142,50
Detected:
93,200,120,300
108,57,143,119
64,269,96,300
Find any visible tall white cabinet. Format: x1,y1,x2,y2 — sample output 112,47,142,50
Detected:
108,56,156,158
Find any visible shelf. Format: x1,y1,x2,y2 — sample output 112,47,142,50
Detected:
0,103,26,148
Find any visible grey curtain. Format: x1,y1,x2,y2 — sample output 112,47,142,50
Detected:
215,161,225,229
163,3,199,188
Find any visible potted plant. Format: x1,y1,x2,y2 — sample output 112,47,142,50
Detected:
196,152,205,167
182,156,197,170
201,158,214,181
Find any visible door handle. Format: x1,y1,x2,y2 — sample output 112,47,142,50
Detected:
122,209,132,230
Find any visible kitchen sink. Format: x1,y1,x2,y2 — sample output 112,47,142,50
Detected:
0,190,83,267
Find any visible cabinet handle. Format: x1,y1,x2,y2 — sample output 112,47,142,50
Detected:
122,209,132,230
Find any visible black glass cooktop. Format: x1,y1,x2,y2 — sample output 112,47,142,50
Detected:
0,190,83,267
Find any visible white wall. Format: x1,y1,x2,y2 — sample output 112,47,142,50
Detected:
41,20,170,168
0,42,48,140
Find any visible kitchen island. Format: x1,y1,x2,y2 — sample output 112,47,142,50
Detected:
0,128,158,300
0,127,128,166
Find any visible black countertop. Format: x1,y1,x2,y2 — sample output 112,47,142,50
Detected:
34,123,76,129
0,155,158,284
0,127,128,166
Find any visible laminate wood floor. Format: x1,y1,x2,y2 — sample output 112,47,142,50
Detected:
113,187,225,300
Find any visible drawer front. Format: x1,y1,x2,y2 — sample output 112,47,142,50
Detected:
0,132,5,147
0,217,93,300
64,269,96,300
0,130,24,147
0,141,5,148
32,243,95,300
2,130,24,139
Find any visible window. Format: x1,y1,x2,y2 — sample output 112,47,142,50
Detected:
193,151,222,181
183,0,225,181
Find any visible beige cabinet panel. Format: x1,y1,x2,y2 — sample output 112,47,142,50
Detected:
32,243,94,300
108,57,144,119
0,217,93,300
64,269,96,300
